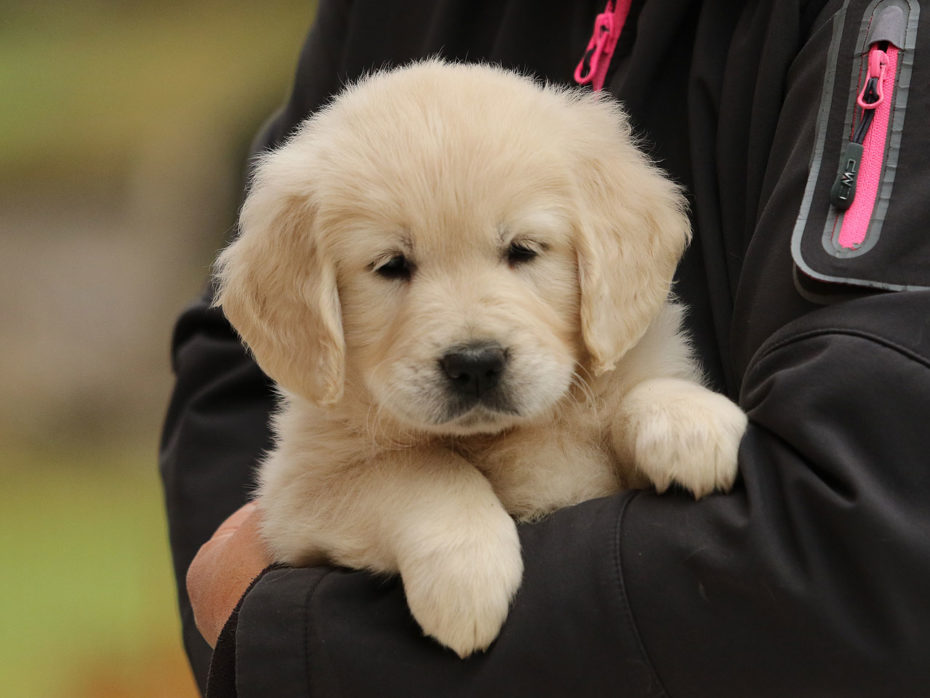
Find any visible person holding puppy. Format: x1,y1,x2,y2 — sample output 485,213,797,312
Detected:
162,0,930,695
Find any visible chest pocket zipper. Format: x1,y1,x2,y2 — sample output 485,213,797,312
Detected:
829,41,899,249
829,42,894,212
791,0,923,297
825,0,914,255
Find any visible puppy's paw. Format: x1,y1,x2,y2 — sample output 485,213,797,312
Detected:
621,378,747,498
399,508,523,658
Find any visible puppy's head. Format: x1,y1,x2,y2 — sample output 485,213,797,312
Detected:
215,60,689,435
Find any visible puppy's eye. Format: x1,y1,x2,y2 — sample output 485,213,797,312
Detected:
507,241,541,267
372,254,413,281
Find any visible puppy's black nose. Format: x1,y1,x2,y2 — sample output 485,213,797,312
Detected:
440,343,507,398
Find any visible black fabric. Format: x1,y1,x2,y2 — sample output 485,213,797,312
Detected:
159,0,930,695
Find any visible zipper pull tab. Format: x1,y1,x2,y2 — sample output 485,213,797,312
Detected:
857,47,888,109
574,1,632,92
830,141,864,210
574,10,617,88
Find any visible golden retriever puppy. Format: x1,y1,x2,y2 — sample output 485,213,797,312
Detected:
214,60,747,658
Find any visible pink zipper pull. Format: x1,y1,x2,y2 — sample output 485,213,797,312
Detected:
857,46,888,109
574,0,632,92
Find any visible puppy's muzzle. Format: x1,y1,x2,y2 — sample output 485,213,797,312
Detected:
439,342,507,399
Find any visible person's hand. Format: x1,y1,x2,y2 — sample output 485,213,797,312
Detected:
186,501,273,647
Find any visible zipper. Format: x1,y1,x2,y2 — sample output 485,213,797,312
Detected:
829,44,891,211
832,41,899,250
574,0,632,92
827,0,912,252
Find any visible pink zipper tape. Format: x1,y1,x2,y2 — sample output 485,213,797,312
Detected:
837,44,899,249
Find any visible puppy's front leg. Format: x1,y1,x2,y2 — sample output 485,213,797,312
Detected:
391,448,523,657
612,378,747,498
260,445,522,658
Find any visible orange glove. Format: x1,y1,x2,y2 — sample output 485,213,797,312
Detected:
186,501,273,647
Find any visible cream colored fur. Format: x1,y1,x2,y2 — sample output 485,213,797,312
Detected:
214,60,747,658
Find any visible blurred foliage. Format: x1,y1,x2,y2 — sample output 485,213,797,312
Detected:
1,0,317,448
0,445,197,697
2,0,316,695
0,0,314,184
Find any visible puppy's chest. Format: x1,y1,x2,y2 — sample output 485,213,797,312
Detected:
449,409,622,519
457,420,604,467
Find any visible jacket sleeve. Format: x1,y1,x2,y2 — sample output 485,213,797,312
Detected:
159,285,276,692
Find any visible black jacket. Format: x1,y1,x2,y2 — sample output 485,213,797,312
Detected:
160,0,930,695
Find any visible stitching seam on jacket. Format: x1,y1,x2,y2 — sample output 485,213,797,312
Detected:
304,568,337,697
614,491,671,697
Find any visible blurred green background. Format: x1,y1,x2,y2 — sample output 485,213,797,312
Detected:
1,1,315,695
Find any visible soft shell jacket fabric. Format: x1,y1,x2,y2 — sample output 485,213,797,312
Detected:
159,0,930,695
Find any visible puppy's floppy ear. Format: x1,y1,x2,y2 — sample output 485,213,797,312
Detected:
214,147,345,405
571,94,691,375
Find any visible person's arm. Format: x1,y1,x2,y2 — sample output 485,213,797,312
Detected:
215,291,930,698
